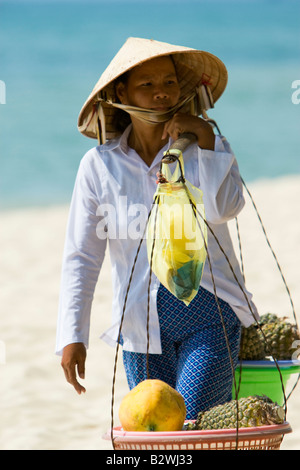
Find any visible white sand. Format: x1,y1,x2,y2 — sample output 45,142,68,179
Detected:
1,175,299,450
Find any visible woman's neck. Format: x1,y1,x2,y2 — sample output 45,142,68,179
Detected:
128,119,169,167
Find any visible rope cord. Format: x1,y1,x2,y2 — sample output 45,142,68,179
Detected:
235,217,245,282
146,196,160,379
240,177,298,329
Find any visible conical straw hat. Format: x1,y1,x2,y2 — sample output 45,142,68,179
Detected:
78,37,228,140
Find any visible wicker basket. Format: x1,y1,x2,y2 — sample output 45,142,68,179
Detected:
103,422,292,450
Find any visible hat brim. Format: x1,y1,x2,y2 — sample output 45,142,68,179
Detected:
78,38,228,140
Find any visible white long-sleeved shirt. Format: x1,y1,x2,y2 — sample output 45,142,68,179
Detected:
56,125,259,355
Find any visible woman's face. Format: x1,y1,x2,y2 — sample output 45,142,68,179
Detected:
116,56,181,111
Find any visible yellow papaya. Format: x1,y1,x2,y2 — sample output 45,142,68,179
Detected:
118,379,186,432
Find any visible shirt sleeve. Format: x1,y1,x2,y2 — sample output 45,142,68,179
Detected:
198,135,245,224
55,154,107,355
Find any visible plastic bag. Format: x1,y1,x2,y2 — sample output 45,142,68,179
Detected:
147,153,207,305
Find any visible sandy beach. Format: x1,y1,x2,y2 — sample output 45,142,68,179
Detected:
1,174,299,450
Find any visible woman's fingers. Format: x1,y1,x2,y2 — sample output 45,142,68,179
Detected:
61,343,87,394
162,113,215,150
162,114,183,140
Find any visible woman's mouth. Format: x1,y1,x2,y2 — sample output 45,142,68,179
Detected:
152,106,169,112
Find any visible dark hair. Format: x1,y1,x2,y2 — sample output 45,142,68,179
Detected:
112,71,132,133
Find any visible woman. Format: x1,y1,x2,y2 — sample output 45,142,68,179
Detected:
56,37,259,419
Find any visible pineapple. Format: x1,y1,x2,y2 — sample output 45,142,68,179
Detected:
259,313,279,325
239,314,300,361
188,396,285,430
239,324,265,360
262,320,299,360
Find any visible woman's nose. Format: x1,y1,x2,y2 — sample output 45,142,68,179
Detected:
153,86,168,100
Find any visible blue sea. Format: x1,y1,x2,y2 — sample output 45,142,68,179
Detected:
0,0,299,209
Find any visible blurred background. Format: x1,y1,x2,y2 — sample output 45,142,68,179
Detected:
1,0,299,209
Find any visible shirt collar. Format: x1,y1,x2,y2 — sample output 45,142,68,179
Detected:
119,124,133,155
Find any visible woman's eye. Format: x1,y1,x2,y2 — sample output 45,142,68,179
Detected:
141,82,152,87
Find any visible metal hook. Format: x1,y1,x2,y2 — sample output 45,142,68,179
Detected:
159,133,197,183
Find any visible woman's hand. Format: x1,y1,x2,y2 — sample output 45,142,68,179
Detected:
61,343,87,394
162,113,215,150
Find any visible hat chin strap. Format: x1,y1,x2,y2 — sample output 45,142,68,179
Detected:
104,91,196,125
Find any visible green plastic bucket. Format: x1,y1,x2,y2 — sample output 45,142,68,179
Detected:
233,360,300,406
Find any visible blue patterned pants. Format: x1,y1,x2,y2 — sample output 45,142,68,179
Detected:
122,284,241,419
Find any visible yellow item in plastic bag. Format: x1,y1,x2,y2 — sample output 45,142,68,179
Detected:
147,152,207,305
